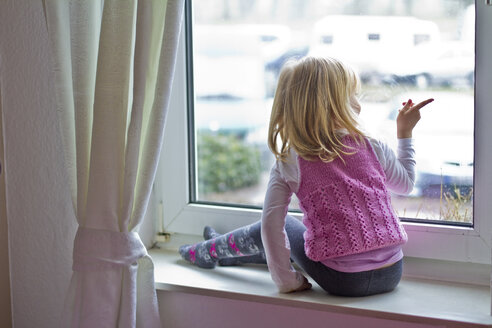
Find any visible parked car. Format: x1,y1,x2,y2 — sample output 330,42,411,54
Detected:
382,41,474,88
309,15,440,84
196,24,294,99
378,91,474,197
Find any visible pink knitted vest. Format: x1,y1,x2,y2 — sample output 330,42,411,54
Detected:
297,136,407,261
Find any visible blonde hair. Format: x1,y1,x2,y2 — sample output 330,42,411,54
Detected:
268,56,366,162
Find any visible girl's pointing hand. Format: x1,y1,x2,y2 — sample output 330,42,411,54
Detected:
397,98,434,139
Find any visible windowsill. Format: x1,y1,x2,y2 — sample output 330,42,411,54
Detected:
151,236,492,328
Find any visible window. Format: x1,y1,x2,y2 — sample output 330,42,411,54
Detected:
155,0,492,266
191,0,474,224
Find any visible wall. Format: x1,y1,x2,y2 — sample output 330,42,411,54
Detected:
0,1,77,327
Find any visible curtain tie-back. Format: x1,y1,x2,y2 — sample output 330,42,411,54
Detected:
72,226,148,272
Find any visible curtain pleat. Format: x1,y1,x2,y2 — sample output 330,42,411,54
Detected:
130,0,184,231
70,0,101,226
43,0,185,326
85,0,135,231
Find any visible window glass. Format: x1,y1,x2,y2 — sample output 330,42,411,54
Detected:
191,0,475,224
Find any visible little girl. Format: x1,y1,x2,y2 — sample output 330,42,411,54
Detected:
179,56,433,296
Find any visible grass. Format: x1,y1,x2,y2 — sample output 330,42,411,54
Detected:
394,185,473,223
440,187,473,223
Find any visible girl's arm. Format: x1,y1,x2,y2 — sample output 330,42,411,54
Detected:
373,138,416,195
261,163,307,293
373,97,434,194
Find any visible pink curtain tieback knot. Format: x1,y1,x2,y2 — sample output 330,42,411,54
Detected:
72,226,148,272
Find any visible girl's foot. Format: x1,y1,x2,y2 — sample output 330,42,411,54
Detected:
203,226,220,240
202,226,267,266
178,244,217,269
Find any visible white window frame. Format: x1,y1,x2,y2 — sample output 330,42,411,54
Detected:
155,1,492,267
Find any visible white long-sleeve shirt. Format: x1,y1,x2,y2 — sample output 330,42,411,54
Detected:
260,137,416,293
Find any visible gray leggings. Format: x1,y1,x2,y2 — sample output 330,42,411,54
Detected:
247,216,402,296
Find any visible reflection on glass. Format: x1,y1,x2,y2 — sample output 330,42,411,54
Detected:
192,0,475,224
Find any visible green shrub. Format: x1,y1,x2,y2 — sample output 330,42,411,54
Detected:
197,132,262,194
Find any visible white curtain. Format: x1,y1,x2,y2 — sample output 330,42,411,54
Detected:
43,0,185,327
